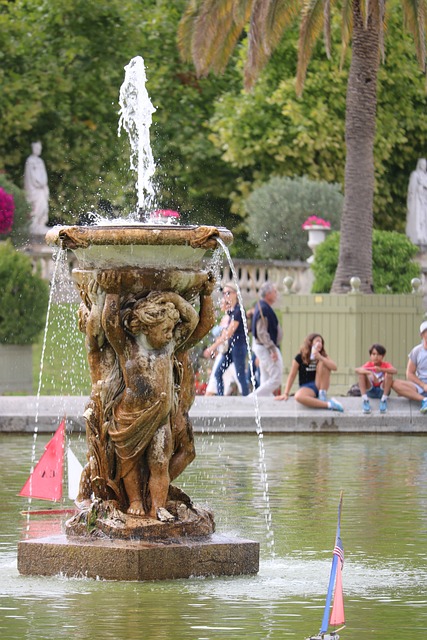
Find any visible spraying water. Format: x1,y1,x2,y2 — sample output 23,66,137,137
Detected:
216,238,276,556
118,56,157,219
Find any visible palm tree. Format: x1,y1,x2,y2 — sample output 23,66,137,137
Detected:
178,0,426,293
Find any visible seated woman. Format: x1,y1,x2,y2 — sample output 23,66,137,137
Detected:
276,333,343,411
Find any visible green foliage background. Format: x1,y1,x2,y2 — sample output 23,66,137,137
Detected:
312,230,421,293
0,0,426,255
0,241,49,344
245,176,343,260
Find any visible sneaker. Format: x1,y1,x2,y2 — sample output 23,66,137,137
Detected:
379,398,387,414
362,399,371,414
318,390,327,402
329,398,344,412
420,398,427,414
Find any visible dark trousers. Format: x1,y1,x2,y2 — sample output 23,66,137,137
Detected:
215,345,249,396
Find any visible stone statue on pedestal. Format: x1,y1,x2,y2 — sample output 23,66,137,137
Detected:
406,158,427,246
24,141,49,235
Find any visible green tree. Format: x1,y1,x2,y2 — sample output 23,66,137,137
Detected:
178,0,427,291
206,10,427,231
245,176,343,260
0,0,243,240
312,230,421,293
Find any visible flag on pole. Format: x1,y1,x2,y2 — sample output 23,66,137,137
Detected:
19,419,65,501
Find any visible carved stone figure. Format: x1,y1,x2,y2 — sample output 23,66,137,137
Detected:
24,141,49,234
45,224,234,536
406,158,427,246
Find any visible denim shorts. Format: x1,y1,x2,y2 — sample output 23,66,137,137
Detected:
367,386,383,399
300,381,319,397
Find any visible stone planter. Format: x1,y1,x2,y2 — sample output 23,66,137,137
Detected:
306,225,330,263
0,344,33,393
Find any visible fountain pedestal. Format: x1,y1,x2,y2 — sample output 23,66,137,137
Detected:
18,534,259,581
18,223,260,581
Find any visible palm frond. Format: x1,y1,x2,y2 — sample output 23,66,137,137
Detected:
178,0,203,63
296,0,327,95
378,0,386,63
323,0,331,57
360,0,370,29
339,0,353,69
401,0,426,70
245,0,300,88
187,0,250,77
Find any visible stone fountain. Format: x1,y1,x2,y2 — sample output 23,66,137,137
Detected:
17,56,259,580
17,223,259,580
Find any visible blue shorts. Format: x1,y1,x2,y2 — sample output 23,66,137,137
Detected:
367,386,383,399
300,381,319,397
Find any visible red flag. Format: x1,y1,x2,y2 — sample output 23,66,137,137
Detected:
330,557,345,626
19,420,65,501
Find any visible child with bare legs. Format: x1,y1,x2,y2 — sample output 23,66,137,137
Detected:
355,344,396,414
275,333,343,411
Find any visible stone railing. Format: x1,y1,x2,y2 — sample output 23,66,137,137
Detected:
220,258,313,306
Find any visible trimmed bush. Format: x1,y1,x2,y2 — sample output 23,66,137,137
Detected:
312,230,421,293
245,176,343,261
0,240,49,344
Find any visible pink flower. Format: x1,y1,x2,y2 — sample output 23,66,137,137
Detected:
152,209,180,219
0,187,15,235
302,215,331,230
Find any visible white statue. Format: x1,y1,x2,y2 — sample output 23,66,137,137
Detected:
406,158,427,246
24,141,49,234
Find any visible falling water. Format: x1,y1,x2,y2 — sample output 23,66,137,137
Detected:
216,238,276,556
118,56,157,219
23,249,65,528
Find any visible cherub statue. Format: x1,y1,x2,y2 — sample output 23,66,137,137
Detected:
101,276,199,520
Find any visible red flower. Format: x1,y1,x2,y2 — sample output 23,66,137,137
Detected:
0,188,14,235
302,215,331,230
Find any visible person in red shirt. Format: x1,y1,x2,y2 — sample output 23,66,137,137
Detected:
355,344,397,414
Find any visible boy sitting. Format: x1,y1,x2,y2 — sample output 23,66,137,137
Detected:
355,344,397,414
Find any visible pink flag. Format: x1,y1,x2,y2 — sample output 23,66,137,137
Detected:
330,558,345,626
19,420,65,502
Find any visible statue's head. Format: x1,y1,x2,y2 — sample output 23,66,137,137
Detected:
419,158,427,172
31,141,42,156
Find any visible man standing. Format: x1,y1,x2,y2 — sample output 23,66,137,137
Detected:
392,321,427,413
204,282,249,396
251,282,283,396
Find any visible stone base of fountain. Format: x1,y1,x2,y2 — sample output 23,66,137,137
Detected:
17,533,259,581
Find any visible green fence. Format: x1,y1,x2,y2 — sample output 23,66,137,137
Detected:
279,291,425,395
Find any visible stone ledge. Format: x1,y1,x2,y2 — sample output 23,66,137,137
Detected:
17,533,259,581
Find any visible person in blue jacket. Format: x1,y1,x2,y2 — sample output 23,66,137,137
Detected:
203,282,249,396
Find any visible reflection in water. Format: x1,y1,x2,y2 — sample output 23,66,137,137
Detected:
1,433,427,639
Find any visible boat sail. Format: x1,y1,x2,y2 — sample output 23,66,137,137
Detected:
19,418,83,514
307,491,345,640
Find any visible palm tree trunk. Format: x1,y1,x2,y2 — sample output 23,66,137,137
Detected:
331,0,380,293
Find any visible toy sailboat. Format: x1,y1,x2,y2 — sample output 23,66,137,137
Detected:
19,418,83,514
306,491,345,640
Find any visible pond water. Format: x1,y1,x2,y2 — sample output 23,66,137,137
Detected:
1,432,426,639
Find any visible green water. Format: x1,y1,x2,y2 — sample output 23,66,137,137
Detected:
1,432,426,639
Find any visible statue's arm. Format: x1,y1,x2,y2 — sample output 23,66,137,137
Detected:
101,293,126,355
181,277,216,349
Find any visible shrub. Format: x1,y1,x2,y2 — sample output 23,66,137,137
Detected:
245,176,343,261
0,240,49,344
0,174,31,246
312,230,421,293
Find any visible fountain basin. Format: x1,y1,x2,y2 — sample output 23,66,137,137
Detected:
18,533,259,581
46,224,233,269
